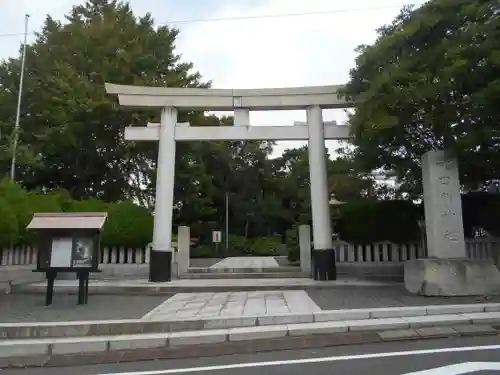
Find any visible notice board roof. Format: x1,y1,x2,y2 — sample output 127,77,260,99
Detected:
26,212,108,230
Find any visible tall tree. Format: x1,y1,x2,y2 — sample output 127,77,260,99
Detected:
342,0,500,197
0,0,205,201
275,146,378,225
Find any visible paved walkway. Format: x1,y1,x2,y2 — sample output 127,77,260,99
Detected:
141,291,321,320
3,284,500,323
209,257,279,269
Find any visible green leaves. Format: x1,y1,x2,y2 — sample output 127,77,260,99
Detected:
0,0,411,242
344,0,500,196
0,0,205,201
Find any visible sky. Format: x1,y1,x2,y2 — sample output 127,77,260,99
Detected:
0,0,427,158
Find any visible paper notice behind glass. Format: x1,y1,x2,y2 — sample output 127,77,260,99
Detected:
50,238,73,267
72,238,93,267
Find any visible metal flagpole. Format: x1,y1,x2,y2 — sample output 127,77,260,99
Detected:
10,14,30,181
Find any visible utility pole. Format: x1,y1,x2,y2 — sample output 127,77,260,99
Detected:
10,14,30,181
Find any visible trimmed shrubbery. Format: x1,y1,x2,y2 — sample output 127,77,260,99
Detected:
336,199,422,244
0,179,154,248
101,201,153,248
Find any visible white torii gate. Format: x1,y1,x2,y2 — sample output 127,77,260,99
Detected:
105,83,354,282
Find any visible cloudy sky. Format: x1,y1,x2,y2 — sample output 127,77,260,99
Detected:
0,0,427,157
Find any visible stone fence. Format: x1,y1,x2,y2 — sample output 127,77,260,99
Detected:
1,237,497,267
333,238,496,263
0,246,151,266
330,237,498,280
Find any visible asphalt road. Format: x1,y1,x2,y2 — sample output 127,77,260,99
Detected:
4,336,500,375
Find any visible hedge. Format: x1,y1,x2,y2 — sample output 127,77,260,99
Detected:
101,201,153,248
336,199,422,244
285,200,422,259
462,192,500,237
0,180,155,248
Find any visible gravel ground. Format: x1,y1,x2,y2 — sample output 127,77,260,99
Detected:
0,294,173,323
307,285,500,310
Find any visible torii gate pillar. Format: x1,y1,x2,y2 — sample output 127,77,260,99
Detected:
149,107,177,282
307,105,335,280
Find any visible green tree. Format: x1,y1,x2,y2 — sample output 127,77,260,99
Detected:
275,146,378,226
342,0,500,197
70,198,108,212
0,0,205,201
187,114,278,239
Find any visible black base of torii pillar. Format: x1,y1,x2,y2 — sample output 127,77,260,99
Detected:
312,249,337,281
149,250,172,282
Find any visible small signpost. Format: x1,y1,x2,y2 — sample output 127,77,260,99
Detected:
27,212,107,306
212,230,222,255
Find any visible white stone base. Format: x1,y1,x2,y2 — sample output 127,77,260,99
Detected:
405,258,500,296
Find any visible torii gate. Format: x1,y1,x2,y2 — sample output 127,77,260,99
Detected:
105,83,354,282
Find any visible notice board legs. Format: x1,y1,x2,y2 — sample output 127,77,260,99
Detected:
84,276,89,304
77,271,89,305
38,269,96,305
45,271,56,306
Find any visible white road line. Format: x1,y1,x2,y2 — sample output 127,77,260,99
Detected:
97,344,500,375
403,362,500,374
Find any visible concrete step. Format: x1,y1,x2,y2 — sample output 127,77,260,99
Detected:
2,304,500,340
179,272,308,279
2,312,500,368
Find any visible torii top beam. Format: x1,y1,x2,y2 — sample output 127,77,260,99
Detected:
105,83,354,111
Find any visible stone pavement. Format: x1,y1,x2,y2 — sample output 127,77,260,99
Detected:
209,257,279,269
141,291,321,321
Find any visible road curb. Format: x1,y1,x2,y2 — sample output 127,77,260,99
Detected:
1,322,499,369
1,303,500,339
